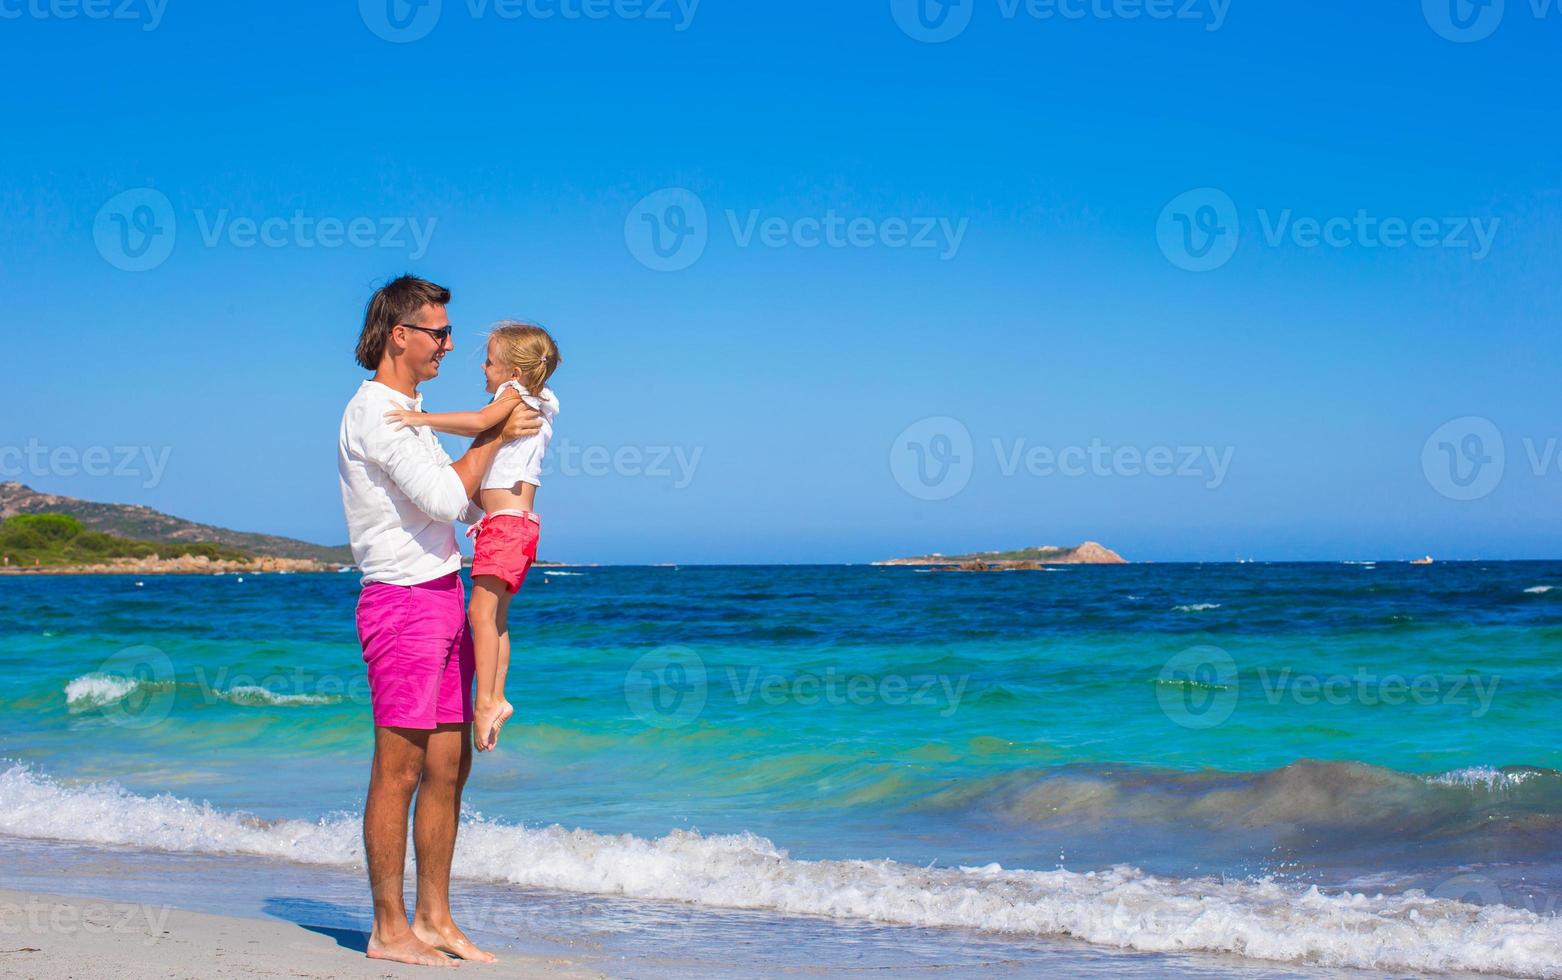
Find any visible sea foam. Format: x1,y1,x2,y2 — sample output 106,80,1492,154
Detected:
1423,766,1542,792
64,676,339,709
63,673,142,709
216,686,340,707
0,764,1558,977
1524,586,1554,595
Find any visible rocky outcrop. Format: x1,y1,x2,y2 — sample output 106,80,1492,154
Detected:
875,541,1127,568
1068,542,1126,564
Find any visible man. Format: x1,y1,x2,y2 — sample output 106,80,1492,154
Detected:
338,275,541,968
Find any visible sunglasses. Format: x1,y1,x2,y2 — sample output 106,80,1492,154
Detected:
398,323,453,344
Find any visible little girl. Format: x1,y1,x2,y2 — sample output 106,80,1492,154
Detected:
386,321,561,752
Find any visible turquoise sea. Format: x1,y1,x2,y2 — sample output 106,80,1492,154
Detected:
2,562,1561,977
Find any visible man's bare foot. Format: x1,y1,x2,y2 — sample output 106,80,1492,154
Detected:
412,917,498,964
366,929,459,968
473,699,514,752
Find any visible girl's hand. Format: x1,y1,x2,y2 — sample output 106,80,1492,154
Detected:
385,408,423,429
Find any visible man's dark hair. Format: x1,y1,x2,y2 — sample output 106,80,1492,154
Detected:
356,275,451,370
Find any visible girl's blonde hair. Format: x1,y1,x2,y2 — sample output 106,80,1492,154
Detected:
488,321,561,394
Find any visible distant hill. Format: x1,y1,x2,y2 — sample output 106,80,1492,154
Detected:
875,542,1127,566
0,512,253,567
0,483,353,564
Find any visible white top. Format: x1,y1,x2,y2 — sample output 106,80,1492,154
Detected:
482,381,558,491
338,380,481,586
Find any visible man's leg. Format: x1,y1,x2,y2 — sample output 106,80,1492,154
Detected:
364,725,455,968
411,721,496,962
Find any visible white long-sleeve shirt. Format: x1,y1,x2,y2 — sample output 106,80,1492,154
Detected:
338,380,480,586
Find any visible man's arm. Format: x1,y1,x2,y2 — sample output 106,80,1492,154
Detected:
362,401,543,522
447,400,545,500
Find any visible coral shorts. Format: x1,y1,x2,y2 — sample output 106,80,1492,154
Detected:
356,571,474,730
468,510,540,594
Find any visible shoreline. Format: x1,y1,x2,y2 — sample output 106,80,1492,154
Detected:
0,838,1334,980
2,557,1556,575
0,556,341,576
0,560,595,577
0,887,602,979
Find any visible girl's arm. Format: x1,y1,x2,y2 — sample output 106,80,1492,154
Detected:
387,390,520,437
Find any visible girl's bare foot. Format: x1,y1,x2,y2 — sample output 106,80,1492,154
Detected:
473,699,514,751
489,700,515,749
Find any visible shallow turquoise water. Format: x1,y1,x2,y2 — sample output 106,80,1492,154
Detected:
3,563,1560,975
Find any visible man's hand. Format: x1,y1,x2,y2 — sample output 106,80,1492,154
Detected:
502,400,544,441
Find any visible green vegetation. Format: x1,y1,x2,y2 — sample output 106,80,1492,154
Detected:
0,514,253,567
0,483,354,564
969,546,1078,561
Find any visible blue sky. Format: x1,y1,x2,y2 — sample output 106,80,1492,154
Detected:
3,1,1558,563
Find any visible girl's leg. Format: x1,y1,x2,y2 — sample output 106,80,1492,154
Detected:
495,628,512,702
484,593,515,747
468,576,509,751
488,598,516,747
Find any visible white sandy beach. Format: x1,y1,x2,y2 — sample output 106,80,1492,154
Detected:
0,889,603,980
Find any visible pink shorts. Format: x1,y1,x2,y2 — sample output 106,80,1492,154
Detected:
468,510,540,594
356,571,474,730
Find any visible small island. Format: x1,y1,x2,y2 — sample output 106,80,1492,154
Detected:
874,541,1126,571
